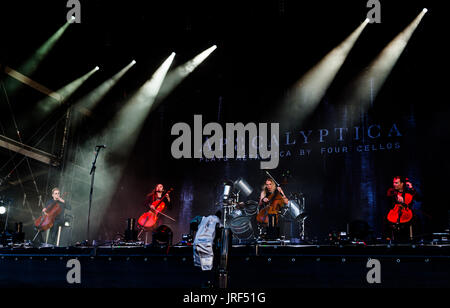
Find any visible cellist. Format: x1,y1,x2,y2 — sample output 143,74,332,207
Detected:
39,187,70,245
143,184,172,229
385,176,420,241
257,178,289,226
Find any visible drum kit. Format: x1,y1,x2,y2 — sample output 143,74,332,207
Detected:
221,178,308,243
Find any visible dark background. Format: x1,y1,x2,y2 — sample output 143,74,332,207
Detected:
0,0,448,244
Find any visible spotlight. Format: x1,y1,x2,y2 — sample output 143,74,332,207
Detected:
222,178,254,201
423,8,428,13
131,60,136,65
64,221,70,227
223,180,233,200
364,18,370,23
95,66,100,71
280,19,368,129
152,225,173,246
0,206,6,215
233,178,253,197
71,16,76,20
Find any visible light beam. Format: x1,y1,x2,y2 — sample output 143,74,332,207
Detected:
72,60,137,127
280,19,369,128
343,9,427,125
156,45,217,104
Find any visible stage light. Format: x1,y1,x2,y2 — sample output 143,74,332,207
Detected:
18,66,100,130
78,53,175,238
223,178,253,201
131,60,136,65
36,66,99,111
105,51,175,152
64,221,70,227
423,8,428,13
234,178,253,197
155,45,217,103
3,19,74,94
342,9,427,126
105,52,175,146
0,206,6,215
223,181,233,200
152,225,173,246
95,66,100,71
364,18,370,23
279,20,368,129
71,61,137,128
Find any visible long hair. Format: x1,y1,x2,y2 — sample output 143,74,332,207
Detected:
147,184,164,203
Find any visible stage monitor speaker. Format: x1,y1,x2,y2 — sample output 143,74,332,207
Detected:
279,216,301,240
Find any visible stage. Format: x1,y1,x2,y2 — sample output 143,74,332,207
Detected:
1,0,449,292
1,241,450,288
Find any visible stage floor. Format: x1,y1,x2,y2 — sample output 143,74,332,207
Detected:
1,242,450,287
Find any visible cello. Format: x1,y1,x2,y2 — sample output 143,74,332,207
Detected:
387,192,413,224
34,192,68,231
256,190,283,225
138,188,175,231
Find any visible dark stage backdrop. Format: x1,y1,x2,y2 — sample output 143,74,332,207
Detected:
101,96,440,244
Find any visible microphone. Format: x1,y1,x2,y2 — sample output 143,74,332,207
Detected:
95,145,106,149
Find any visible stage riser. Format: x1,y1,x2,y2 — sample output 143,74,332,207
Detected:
1,256,449,287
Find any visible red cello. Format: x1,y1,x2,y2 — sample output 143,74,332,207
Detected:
387,192,413,224
138,188,175,231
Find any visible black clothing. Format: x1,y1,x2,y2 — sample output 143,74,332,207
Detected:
45,199,70,224
41,199,70,245
386,187,420,209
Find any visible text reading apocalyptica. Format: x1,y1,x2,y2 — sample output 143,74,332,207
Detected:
171,115,403,166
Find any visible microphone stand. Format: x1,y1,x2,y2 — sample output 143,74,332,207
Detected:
87,146,104,245
218,192,236,288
